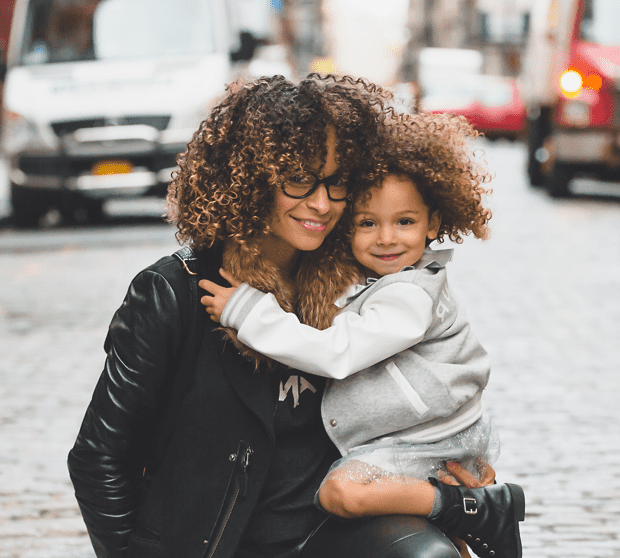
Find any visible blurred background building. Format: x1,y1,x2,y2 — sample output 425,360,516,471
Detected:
274,0,534,82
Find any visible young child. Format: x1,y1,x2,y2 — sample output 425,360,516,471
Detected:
200,112,525,558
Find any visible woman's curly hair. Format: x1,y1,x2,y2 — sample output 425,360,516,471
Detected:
166,74,394,358
352,111,493,244
167,73,390,253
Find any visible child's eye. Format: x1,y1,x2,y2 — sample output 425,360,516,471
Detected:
357,220,375,228
398,218,415,226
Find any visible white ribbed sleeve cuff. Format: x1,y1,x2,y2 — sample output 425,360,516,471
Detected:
220,283,267,330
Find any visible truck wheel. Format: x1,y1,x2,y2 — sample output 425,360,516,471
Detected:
548,163,572,198
10,184,50,228
528,152,545,187
526,109,551,187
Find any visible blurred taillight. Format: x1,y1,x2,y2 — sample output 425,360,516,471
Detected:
560,70,603,99
560,70,583,98
584,74,602,90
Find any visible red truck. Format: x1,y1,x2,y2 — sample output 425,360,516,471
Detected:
522,0,620,197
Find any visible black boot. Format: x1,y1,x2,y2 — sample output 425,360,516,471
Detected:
427,478,525,558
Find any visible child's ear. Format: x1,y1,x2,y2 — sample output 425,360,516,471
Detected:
427,211,441,240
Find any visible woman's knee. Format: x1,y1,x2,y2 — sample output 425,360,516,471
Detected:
380,528,461,558
301,515,460,558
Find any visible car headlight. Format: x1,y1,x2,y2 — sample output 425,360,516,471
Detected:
1,110,47,155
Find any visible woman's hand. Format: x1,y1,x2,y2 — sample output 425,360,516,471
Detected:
199,269,242,322
437,459,496,488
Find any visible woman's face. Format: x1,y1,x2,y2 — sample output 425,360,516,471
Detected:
268,128,346,256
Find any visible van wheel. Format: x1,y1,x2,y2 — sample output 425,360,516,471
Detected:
10,184,50,228
548,163,572,198
85,199,105,222
60,198,104,224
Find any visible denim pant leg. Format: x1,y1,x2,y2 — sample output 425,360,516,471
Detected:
299,515,460,558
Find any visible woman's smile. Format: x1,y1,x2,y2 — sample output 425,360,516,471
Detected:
293,217,330,231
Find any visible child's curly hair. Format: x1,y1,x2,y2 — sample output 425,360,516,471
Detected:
167,73,391,254
354,111,493,244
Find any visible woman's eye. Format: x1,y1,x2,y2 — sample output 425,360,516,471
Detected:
290,175,310,184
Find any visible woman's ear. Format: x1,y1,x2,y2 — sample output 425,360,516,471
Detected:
427,210,441,240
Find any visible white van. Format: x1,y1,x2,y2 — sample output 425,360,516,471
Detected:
2,0,288,227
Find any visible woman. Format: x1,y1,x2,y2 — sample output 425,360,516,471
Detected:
68,74,493,558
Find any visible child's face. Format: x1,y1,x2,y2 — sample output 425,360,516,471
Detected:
352,174,440,278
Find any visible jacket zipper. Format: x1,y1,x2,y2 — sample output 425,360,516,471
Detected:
205,446,253,558
239,446,253,498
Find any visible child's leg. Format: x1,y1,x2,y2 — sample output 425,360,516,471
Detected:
318,462,525,558
318,463,472,558
317,460,436,519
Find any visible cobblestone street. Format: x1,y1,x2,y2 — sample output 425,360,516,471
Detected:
0,141,619,557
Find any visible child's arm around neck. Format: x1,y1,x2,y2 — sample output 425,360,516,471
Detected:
209,270,435,379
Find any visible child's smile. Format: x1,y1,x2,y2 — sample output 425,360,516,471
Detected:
373,253,404,261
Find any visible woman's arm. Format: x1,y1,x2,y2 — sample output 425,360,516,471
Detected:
201,274,433,379
68,266,186,558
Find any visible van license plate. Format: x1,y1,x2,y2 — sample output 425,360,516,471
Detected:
91,160,134,176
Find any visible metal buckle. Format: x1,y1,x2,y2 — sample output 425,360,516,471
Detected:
463,497,478,514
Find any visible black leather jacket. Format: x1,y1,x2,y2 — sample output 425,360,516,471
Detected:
68,245,283,558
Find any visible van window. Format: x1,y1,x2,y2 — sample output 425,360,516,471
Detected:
19,0,216,65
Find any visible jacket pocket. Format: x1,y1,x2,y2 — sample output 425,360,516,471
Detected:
385,361,430,416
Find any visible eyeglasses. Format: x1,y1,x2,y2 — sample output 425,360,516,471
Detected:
281,173,349,202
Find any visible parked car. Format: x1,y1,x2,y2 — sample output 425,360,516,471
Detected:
420,75,526,140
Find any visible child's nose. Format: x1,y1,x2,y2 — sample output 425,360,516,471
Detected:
377,226,396,244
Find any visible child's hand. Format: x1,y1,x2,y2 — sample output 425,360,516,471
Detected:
199,269,242,323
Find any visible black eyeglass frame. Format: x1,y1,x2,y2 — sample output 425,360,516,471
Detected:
280,173,350,202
